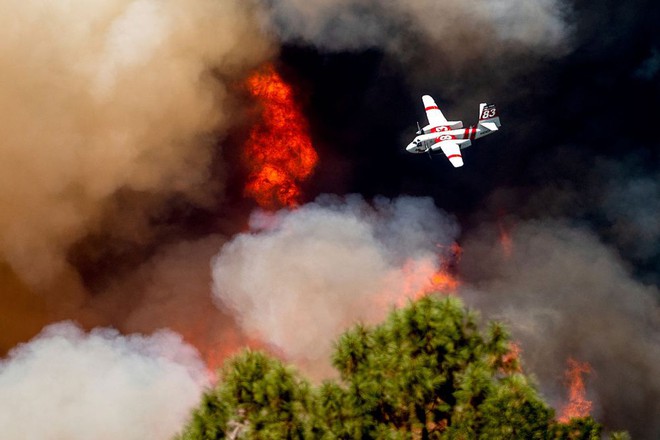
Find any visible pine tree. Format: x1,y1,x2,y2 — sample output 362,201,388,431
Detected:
177,295,619,439
177,350,312,439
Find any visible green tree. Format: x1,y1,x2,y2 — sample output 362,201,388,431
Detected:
178,295,616,439
322,296,557,439
177,350,312,439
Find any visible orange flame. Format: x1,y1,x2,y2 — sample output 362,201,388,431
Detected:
558,358,593,422
425,242,462,295
244,65,318,209
391,243,462,307
500,341,523,374
427,271,460,294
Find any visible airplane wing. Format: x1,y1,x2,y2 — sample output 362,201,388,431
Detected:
431,140,465,167
422,95,449,127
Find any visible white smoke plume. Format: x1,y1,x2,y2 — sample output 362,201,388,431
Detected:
211,195,459,373
460,220,660,437
0,322,209,440
0,0,272,284
259,0,571,60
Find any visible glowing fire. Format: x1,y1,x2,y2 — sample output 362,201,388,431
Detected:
424,243,461,295
558,358,593,422
244,64,318,209
389,243,462,307
500,341,523,373
427,272,460,292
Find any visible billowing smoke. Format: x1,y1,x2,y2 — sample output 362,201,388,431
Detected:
483,155,660,285
460,221,660,438
211,195,458,372
0,322,208,440
0,0,271,284
259,0,571,63
90,235,258,370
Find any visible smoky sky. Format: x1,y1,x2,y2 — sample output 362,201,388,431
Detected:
281,0,660,281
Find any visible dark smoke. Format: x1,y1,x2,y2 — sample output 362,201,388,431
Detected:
460,221,659,438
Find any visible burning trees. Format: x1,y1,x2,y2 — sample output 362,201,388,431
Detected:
178,296,612,439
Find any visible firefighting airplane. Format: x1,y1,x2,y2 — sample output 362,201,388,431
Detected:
406,95,501,167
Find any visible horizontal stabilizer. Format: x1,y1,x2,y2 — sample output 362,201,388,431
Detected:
479,122,499,132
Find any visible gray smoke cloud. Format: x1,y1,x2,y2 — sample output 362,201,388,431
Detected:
211,195,459,374
485,154,660,285
0,0,272,285
0,322,209,440
460,220,660,438
598,165,660,277
257,0,575,124
259,0,571,61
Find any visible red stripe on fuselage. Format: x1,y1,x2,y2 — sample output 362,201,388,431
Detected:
425,105,439,111
469,127,477,140
463,128,469,139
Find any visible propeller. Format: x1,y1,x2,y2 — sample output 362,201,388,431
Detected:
416,121,423,135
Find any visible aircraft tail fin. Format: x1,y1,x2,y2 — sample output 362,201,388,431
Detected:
478,103,501,132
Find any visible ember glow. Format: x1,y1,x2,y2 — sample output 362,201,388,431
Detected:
500,341,523,373
498,219,513,258
393,244,462,307
203,332,265,375
244,65,318,209
558,358,593,422
425,242,462,294
427,270,460,293
382,259,460,309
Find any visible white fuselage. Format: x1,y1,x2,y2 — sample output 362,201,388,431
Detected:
406,124,491,154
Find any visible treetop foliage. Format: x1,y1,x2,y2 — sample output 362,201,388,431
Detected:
178,295,617,439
